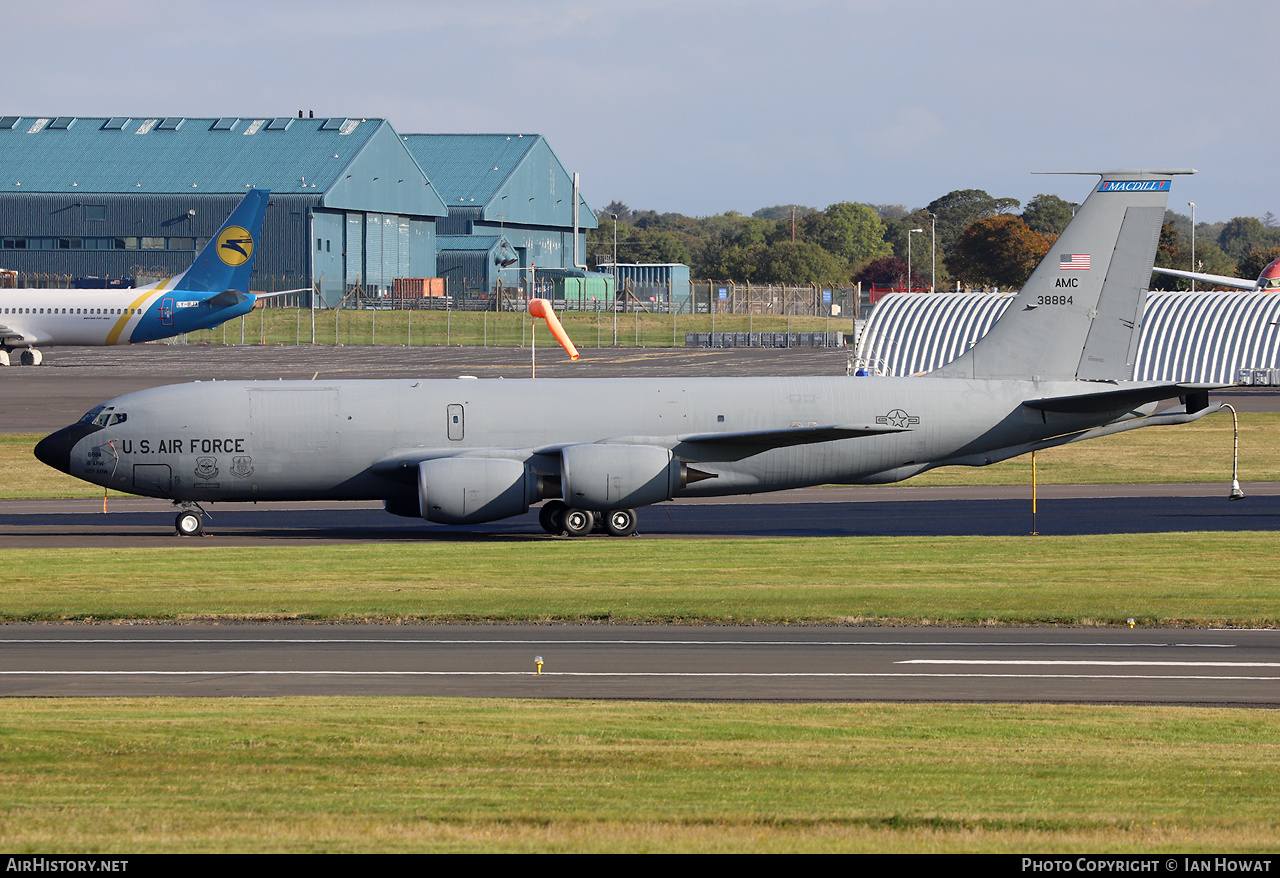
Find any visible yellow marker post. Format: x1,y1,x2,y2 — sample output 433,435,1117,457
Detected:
535,656,544,675
1030,450,1038,536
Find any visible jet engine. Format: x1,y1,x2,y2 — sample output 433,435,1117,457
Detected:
559,443,683,511
415,457,538,524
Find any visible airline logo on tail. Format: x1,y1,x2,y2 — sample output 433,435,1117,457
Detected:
217,226,254,266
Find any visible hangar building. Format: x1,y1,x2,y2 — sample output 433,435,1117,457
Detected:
856,291,1280,383
0,117,599,307
402,134,598,296
0,115,451,306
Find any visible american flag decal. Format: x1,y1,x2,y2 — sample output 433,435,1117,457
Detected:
1060,253,1090,271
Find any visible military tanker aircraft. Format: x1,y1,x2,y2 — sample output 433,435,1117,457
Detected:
36,169,1224,537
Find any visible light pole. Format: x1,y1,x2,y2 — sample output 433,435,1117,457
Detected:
611,214,618,346
1188,202,1196,293
929,214,936,293
908,228,923,291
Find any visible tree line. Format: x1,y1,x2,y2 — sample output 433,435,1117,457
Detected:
587,191,1280,291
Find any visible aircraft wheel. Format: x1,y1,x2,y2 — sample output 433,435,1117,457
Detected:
175,510,204,537
561,507,593,537
604,508,638,537
538,500,567,535
19,348,42,366
0,350,10,367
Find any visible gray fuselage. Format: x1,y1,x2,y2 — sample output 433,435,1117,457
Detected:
49,374,1146,506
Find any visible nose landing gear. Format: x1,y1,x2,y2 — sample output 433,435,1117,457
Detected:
173,503,208,537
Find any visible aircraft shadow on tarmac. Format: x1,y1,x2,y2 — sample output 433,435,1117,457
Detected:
2,495,1278,542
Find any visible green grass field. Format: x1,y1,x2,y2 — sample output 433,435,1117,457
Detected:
185,307,845,349
2,699,1278,853
2,533,1278,626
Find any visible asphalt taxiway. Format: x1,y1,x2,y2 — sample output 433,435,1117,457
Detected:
1,483,1277,547
2,623,1277,705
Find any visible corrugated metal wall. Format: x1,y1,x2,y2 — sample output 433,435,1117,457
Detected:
0,191,319,287
857,291,1280,382
1135,292,1280,382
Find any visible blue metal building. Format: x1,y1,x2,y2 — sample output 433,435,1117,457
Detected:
0,118,602,308
595,263,692,310
402,134,597,294
0,115,450,306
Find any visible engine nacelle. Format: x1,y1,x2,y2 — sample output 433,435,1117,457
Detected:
417,457,537,524
559,443,682,511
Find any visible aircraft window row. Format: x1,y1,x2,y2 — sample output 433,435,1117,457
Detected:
3,307,140,315
2,236,204,251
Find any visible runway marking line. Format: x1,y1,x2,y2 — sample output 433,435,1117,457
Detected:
0,638,1240,648
900,660,1280,667
2,671,1277,681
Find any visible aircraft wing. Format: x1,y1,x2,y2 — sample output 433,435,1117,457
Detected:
0,323,24,341
670,423,911,461
252,288,311,299
371,423,909,479
207,288,310,308
1151,266,1257,291
1023,383,1228,414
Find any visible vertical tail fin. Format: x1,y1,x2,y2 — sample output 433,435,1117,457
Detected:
171,189,270,293
934,170,1192,381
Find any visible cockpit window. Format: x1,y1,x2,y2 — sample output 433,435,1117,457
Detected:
85,406,126,427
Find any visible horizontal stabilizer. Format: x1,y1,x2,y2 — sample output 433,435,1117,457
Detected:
1151,266,1257,291
1023,383,1226,414
210,288,309,308
208,289,249,308
253,288,311,299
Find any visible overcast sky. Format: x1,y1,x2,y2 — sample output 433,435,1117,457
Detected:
12,0,1276,223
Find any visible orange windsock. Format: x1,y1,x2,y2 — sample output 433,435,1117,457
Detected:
528,298,579,360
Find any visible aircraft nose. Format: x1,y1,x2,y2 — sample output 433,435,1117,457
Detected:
34,424,98,474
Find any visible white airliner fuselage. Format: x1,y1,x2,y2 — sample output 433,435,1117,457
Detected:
0,189,273,365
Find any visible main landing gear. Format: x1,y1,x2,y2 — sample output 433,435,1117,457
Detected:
174,503,207,537
538,500,639,537
0,346,42,366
